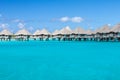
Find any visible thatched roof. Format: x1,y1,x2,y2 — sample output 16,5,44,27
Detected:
0,29,13,35
15,29,31,35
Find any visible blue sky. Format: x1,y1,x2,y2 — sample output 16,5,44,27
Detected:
0,0,120,32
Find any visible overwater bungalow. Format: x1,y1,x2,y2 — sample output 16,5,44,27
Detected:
110,23,120,41
33,30,41,40
36,29,51,41
73,27,86,41
85,29,94,41
0,29,13,41
95,24,111,41
59,26,73,41
33,29,51,41
0,24,120,42
15,29,31,41
52,30,61,41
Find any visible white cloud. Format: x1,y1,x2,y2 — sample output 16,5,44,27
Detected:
59,16,83,23
71,17,83,23
89,26,94,30
108,24,111,26
0,23,9,29
28,26,34,31
60,17,69,22
18,23,25,29
13,19,21,22
12,19,24,23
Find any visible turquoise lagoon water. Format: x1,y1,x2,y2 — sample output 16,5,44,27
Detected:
0,41,120,80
